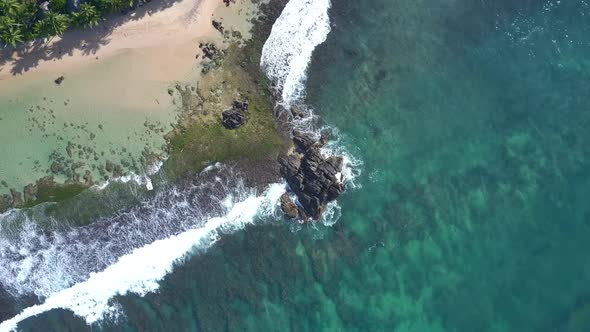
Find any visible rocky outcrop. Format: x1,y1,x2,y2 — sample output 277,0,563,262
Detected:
280,193,299,219
279,131,344,219
222,100,249,129
0,194,12,211
200,43,219,60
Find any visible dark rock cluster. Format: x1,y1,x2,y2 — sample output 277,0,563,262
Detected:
199,43,219,60
222,100,249,129
212,20,224,33
223,0,236,7
279,131,344,219
199,42,225,73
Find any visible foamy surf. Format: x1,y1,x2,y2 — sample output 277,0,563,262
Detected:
0,182,285,332
261,0,332,106
261,0,361,226
1,1,353,329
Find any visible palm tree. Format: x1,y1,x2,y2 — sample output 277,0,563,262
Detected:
73,3,102,28
96,0,124,13
0,0,19,16
0,23,23,48
34,13,70,40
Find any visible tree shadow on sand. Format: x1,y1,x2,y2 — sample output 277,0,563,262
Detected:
0,0,186,76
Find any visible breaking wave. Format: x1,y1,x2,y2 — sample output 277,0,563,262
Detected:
1,0,358,329
261,0,361,220
0,166,285,331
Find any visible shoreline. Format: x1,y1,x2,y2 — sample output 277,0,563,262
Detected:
0,1,293,323
0,0,217,80
0,0,279,212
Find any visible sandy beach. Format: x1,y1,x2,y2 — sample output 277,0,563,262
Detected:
0,0,248,82
0,0,258,196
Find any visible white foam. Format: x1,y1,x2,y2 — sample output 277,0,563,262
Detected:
93,172,154,191
261,0,332,106
0,183,285,332
261,0,362,227
92,160,165,191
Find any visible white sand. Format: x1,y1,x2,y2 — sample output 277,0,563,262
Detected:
1,0,220,81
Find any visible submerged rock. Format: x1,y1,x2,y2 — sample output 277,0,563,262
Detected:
290,106,306,119
279,131,344,219
232,100,249,112
0,194,12,211
10,189,23,207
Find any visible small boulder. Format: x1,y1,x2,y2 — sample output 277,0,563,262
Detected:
232,100,249,111
212,20,224,33
280,193,299,219
54,76,65,85
290,106,306,119
222,109,247,129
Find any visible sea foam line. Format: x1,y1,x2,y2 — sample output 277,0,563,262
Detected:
0,183,285,332
1,1,343,329
261,0,332,106
261,0,362,220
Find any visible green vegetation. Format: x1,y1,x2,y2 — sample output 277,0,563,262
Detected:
0,0,146,47
163,1,292,178
25,181,87,207
163,42,287,179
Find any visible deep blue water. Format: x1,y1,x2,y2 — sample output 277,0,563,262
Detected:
8,0,590,330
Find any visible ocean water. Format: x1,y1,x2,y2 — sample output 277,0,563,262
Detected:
3,0,590,331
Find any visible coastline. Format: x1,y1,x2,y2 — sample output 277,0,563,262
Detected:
0,1,293,325
0,0,286,212
0,0,217,80
0,0,353,328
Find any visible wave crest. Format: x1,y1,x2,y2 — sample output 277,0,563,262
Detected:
261,0,332,106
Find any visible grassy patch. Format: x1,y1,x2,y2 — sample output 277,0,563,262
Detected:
162,43,287,179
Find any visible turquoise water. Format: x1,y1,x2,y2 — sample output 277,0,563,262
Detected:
7,0,590,330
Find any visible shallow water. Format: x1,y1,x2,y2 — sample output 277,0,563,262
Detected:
0,50,179,195
4,0,590,330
